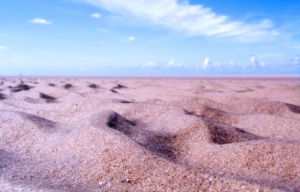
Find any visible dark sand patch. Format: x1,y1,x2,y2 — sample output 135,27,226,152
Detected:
286,103,300,114
113,84,127,89
90,110,177,160
235,88,253,93
63,83,73,89
110,89,118,93
24,97,41,104
0,93,6,100
20,112,58,133
10,83,31,92
202,89,223,93
206,123,263,144
88,83,100,89
39,93,57,103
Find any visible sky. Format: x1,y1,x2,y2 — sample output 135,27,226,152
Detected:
0,0,300,76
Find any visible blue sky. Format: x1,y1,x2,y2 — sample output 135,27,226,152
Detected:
0,0,300,76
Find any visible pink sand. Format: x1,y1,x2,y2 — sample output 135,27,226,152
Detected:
0,76,300,191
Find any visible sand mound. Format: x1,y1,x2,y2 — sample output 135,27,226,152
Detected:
0,93,6,100
0,77,300,191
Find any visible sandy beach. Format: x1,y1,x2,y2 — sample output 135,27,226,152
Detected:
0,76,300,191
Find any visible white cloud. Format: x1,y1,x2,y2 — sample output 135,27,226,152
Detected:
250,56,265,68
202,58,211,68
198,59,240,69
0,46,7,50
144,62,157,67
91,13,101,18
128,36,136,41
167,59,183,67
30,18,52,24
168,59,175,65
79,0,278,41
250,56,257,64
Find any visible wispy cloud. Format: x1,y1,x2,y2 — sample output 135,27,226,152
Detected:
97,28,109,33
292,56,299,65
291,45,300,50
30,18,52,24
143,62,157,67
0,46,7,50
258,53,285,58
91,13,101,18
128,36,136,41
79,0,278,41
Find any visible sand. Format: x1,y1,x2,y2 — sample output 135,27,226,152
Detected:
0,76,300,191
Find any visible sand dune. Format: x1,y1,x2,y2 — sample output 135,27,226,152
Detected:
0,77,300,191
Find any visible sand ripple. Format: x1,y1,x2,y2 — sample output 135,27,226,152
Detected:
0,77,300,191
